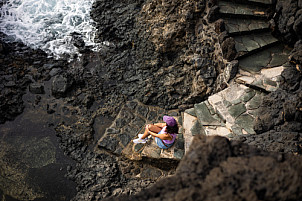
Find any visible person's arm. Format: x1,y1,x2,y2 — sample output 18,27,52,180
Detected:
153,122,166,128
147,130,171,140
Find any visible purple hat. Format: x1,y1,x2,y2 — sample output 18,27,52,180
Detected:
163,116,177,127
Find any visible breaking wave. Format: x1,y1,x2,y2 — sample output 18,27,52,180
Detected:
0,0,100,59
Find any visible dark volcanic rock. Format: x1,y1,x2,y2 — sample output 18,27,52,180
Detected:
234,131,302,154
0,33,54,124
254,66,302,134
89,0,224,112
233,63,302,156
274,0,302,46
221,37,237,61
290,40,302,65
273,0,302,65
208,5,220,23
104,135,302,201
29,82,45,94
51,74,74,98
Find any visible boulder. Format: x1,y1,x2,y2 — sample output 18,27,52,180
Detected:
29,83,44,94
49,68,62,77
51,74,73,98
293,11,302,39
208,5,220,23
221,37,237,61
71,32,85,50
215,19,225,34
274,0,300,45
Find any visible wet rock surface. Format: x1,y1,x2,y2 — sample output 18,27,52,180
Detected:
0,34,50,124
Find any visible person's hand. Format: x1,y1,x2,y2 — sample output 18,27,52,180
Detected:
145,124,151,131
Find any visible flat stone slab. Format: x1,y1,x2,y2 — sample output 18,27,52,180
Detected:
235,114,256,134
238,44,290,73
224,18,269,35
96,100,184,161
201,83,261,137
219,1,268,18
203,126,232,137
228,103,247,119
194,101,223,126
236,66,286,92
234,32,278,56
248,0,273,5
183,81,267,144
184,108,196,117
183,112,204,153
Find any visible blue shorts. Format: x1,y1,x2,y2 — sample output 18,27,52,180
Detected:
155,137,174,149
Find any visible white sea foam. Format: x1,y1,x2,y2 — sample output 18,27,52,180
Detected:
0,0,100,60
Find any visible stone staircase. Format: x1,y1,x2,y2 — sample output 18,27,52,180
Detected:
95,0,292,165
219,0,280,59
181,0,292,154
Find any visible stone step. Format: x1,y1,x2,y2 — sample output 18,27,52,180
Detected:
230,0,273,6
218,1,269,19
238,43,291,73
96,100,185,161
183,83,267,146
234,32,279,58
236,65,288,92
183,57,290,148
224,18,270,36
248,0,273,5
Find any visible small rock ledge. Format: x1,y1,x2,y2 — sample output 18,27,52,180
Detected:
97,100,184,161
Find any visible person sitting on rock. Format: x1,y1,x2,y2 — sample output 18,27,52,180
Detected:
133,115,178,149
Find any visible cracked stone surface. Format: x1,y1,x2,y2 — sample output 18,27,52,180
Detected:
224,18,269,35
249,0,273,5
97,100,184,161
236,66,286,92
234,32,279,55
194,101,223,126
238,44,291,73
184,83,265,141
219,1,268,18
183,63,289,147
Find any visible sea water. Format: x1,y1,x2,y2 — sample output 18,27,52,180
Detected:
0,0,100,60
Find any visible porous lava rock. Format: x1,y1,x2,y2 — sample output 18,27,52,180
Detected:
221,37,237,61
51,74,74,98
0,33,56,123
90,0,224,112
103,135,302,201
274,0,302,47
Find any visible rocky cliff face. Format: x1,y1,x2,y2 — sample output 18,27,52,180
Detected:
90,0,225,112
0,34,52,124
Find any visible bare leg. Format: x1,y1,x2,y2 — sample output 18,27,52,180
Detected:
141,124,162,139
